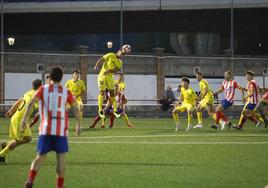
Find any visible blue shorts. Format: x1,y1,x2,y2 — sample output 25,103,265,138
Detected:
37,135,69,155
106,107,123,114
245,103,256,110
221,99,233,110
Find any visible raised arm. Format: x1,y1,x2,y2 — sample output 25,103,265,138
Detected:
94,57,105,71
6,98,23,117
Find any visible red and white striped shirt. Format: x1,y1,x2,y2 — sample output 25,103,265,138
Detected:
221,80,238,102
35,84,75,137
246,80,260,104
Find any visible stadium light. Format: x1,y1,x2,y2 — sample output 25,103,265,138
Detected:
7,37,15,46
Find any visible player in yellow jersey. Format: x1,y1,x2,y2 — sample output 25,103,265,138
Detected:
172,77,198,132
0,79,42,163
195,72,215,129
114,72,134,128
94,44,131,119
65,69,86,128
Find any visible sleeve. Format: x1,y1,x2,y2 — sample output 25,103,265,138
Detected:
35,86,43,100
103,53,112,61
81,81,86,92
67,90,76,105
233,81,238,89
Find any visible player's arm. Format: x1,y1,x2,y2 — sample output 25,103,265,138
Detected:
6,98,23,118
199,87,208,100
236,83,245,102
243,84,254,102
94,57,105,71
213,86,224,96
20,96,38,132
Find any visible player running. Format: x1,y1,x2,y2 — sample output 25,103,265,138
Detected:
211,71,244,130
172,77,198,132
22,66,81,188
94,45,131,119
0,79,42,163
232,70,262,130
195,72,214,129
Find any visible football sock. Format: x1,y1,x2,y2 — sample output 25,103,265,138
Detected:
197,111,203,125
172,113,180,125
97,94,103,112
28,169,37,183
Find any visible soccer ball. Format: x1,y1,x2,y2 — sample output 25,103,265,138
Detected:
121,44,131,54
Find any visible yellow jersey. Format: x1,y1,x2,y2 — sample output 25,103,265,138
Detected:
99,53,123,78
181,87,197,105
199,79,213,99
11,89,38,122
65,79,86,101
115,79,126,92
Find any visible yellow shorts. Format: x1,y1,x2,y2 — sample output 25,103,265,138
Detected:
174,103,195,113
98,74,115,91
199,97,214,109
9,117,31,141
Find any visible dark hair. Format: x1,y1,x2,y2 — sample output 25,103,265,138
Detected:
246,70,254,76
46,75,50,80
196,71,203,76
32,79,42,90
182,77,190,84
49,66,64,82
117,72,123,76
73,68,80,73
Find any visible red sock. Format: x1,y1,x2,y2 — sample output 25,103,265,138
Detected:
110,113,115,126
92,116,101,126
215,111,222,124
247,115,257,124
220,112,228,122
57,177,64,188
239,117,247,128
28,169,37,183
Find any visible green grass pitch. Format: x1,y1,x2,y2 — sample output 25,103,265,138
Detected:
0,117,268,188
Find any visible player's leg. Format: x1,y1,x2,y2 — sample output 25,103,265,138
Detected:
89,114,101,128
173,105,186,131
106,77,120,118
109,112,115,128
232,104,248,130
97,90,106,118
195,103,203,128
77,100,84,129
56,153,65,188
24,154,47,188
255,101,268,128
185,104,195,131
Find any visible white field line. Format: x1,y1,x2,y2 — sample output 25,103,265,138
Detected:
67,134,268,139
67,141,268,145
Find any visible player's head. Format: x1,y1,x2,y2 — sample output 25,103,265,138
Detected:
246,70,254,81
224,70,232,81
181,77,190,88
117,72,124,80
117,44,131,58
196,71,203,81
32,79,42,90
49,66,64,83
45,75,51,85
72,69,80,81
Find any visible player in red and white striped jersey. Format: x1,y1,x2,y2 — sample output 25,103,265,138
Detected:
213,71,244,130
21,67,81,188
232,70,262,130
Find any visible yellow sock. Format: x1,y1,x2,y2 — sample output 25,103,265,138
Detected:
0,145,11,157
188,113,193,125
122,114,131,125
238,114,245,125
172,113,180,125
98,94,103,112
101,118,105,126
110,96,117,113
197,111,203,125
212,113,216,121
253,112,264,123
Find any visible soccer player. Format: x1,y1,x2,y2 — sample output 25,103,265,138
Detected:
0,79,42,163
172,77,197,132
255,89,268,128
94,44,131,119
22,67,81,188
232,70,261,130
212,71,244,130
195,72,214,129
65,69,86,128
114,72,134,128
